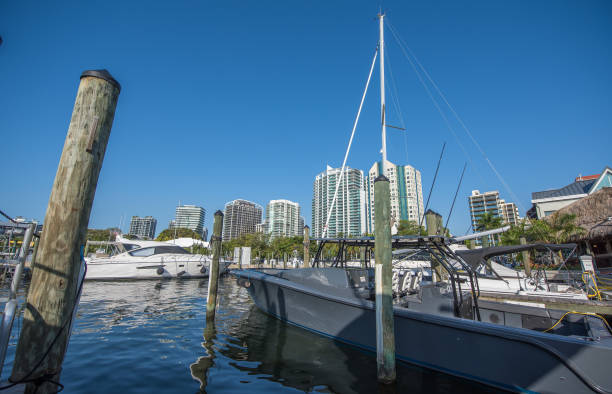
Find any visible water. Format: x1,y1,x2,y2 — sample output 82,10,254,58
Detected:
2,277,504,393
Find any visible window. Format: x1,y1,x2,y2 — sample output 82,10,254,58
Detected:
129,247,156,257
155,246,190,255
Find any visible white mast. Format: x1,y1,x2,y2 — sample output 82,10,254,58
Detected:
379,13,387,175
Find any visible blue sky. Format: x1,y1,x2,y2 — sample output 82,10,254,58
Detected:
1,1,611,237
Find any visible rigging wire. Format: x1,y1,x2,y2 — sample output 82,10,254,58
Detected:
385,46,410,160
322,47,378,238
387,19,525,214
386,47,424,224
386,19,485,187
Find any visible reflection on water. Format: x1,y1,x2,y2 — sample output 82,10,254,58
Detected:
1,277,503,393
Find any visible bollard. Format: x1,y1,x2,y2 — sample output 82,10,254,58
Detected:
11,70,120,393
303,225,310,268
206,211,224,322
374,176,396,384
520,237,531,277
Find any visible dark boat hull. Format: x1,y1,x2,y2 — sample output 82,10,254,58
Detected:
235,269,612,394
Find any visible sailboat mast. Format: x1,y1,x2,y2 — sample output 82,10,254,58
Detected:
379,13,387,173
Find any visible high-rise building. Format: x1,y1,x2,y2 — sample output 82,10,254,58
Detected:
222,199,263,241
500,200,520,226
263,199,301,239
468,190,521,230
170,204,206,237
468,190,501,230
128,216,157,239
365,160,424,233
311,165,366,238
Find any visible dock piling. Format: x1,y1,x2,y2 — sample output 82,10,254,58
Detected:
10,69,120,393
520,237,532,277
426,210,444,281
206,211,224,322
374,176,396,384
303,225,310,268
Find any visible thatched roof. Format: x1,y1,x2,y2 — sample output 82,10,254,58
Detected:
548,187,612,241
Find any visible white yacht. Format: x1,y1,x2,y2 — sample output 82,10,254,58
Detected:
85,238,229,280
392,243,589,301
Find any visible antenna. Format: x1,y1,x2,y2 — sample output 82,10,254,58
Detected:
419,142,446,228
445,162,467,233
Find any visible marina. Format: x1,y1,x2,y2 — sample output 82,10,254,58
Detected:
0,277,502,393
2,2,612,393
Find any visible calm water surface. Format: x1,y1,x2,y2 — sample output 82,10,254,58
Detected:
1,277,504,393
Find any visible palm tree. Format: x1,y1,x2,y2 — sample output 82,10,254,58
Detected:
548,213,585,243
476,212,504,247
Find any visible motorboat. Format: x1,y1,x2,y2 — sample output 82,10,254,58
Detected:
392,243,591,301
234,235,612,393
85,238,229,280
232,13,612,393
454,243,589,299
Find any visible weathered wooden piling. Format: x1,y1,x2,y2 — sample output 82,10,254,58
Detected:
303,225,310,268
206,211,224,321
11,70,120,393
426,210,444,281
425,209,443,236
520,237,532,277
374,175,396,384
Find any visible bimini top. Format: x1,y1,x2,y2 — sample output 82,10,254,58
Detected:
455,243,577,270
310,235,450,248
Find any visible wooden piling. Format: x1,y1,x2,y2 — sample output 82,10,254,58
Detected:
303,225,310,268
206,211,224,321
11,70,120,393
520,237,532,277
426,210,444,281
374,176,396,384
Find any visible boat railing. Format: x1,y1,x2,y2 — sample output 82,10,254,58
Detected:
310,236,482,320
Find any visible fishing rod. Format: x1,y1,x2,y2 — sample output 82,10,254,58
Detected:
445,162,467,233
419,142,446,228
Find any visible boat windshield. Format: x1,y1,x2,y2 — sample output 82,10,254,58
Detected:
122,243,140,251
128,245,190,257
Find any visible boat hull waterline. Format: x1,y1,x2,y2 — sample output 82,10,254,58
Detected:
86,259,230,280
234,269,612,394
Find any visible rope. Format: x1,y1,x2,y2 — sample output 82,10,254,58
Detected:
0,262,87,392
322,47,378,238
0,210,16,223
543,311,612,334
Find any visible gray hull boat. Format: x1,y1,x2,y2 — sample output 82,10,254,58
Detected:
234,261,612,393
